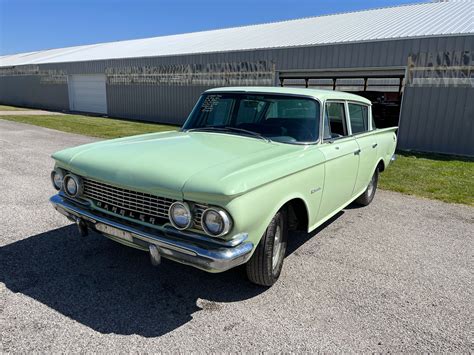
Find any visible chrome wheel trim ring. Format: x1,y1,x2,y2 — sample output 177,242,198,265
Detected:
272,224,282,270
367,174,375,196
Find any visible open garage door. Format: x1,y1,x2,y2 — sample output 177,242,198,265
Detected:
68,74,107,114
279,67,405,128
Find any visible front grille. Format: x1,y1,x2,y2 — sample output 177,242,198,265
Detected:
82,178,206,229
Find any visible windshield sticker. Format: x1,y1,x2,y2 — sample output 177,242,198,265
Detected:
201,95,222,112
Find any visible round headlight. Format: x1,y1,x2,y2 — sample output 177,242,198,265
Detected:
169,202,192,230
51,169,64,190
201,208,232,237
63,174,82,198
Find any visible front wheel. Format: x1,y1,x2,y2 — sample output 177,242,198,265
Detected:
355,168,379,206
246,208,288,286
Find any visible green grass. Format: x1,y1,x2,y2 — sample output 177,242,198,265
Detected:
379,151,474,206
0,105,32,111
0,114,178,139
1,112,472,206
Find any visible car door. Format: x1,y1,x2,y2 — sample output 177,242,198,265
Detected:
347,102,378,195
317,101,360,221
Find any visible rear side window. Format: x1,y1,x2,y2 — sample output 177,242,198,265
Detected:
323,102,347,140
348,104,369,134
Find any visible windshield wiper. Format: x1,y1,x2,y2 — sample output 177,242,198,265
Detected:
221,126,271,142
186,126,271,143
185,126,233,136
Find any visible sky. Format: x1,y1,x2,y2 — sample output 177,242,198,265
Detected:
0,0,424,56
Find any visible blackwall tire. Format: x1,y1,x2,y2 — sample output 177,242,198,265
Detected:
246,208,288,286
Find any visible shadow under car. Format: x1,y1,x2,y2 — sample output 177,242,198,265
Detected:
1,211,344,337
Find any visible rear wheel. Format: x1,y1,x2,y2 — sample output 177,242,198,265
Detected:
355,168,379,206
246,208,288,286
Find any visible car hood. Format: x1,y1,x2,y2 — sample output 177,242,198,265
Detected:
52,130,321,200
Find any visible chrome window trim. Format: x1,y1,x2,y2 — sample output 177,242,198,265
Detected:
183,91,322,146
320,98,373,143
346,100,372,136
321,99,350,143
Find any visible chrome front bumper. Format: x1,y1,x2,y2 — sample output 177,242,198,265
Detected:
50,194,254,273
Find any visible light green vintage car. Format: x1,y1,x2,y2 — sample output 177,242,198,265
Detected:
50,87,397,286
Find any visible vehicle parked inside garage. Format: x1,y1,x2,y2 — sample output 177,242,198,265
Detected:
50,87,397,286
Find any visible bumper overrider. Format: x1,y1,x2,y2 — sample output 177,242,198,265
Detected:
50,194,254,272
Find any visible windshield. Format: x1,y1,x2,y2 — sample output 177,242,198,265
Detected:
183,93,320,143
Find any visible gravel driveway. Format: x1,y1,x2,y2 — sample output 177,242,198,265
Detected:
1,119,472,352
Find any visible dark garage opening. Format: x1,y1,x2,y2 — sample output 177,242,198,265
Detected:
279,68,406,129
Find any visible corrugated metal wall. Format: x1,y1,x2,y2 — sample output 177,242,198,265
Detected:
0,35,473,154
399,86,474,156
107,85,207,124
0,75,69,111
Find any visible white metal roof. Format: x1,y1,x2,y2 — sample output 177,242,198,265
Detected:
1,0,472,67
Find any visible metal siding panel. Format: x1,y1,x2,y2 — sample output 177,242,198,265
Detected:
438,87,457,154
444,87,463,153
107,83,205,125
0,75,69,111
326,45,335,68
402,87,426,150
357,42,368,66
301,46,310,69
436,36,447,52
295,47,305,68
437,87,456,153
448,88,472,155
392,40,404,65
385,41,397,66
399,87,473,156
332,44,341,68
378,41,388,66
315,45,324,69
397,87,416,148
412,38,424,57
343,43,354,68
284,48,293,70
459,88,474,156
416,88,434,149
425,87,442,151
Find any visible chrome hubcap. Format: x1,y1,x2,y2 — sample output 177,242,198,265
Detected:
272,224,282,270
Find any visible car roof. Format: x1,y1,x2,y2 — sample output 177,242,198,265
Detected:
205,86,372,105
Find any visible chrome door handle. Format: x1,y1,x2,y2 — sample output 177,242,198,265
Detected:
354,149,361,155
372,143,378,148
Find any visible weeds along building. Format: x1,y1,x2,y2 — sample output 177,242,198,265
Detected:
0,0,473,155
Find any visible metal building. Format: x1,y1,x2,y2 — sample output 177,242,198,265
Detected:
0,0,473,155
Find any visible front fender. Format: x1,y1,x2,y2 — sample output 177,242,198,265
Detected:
224,161,325,248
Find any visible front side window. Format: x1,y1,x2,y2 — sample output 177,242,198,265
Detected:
183,93,320,143
348,103,369,134
323,102,347,140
